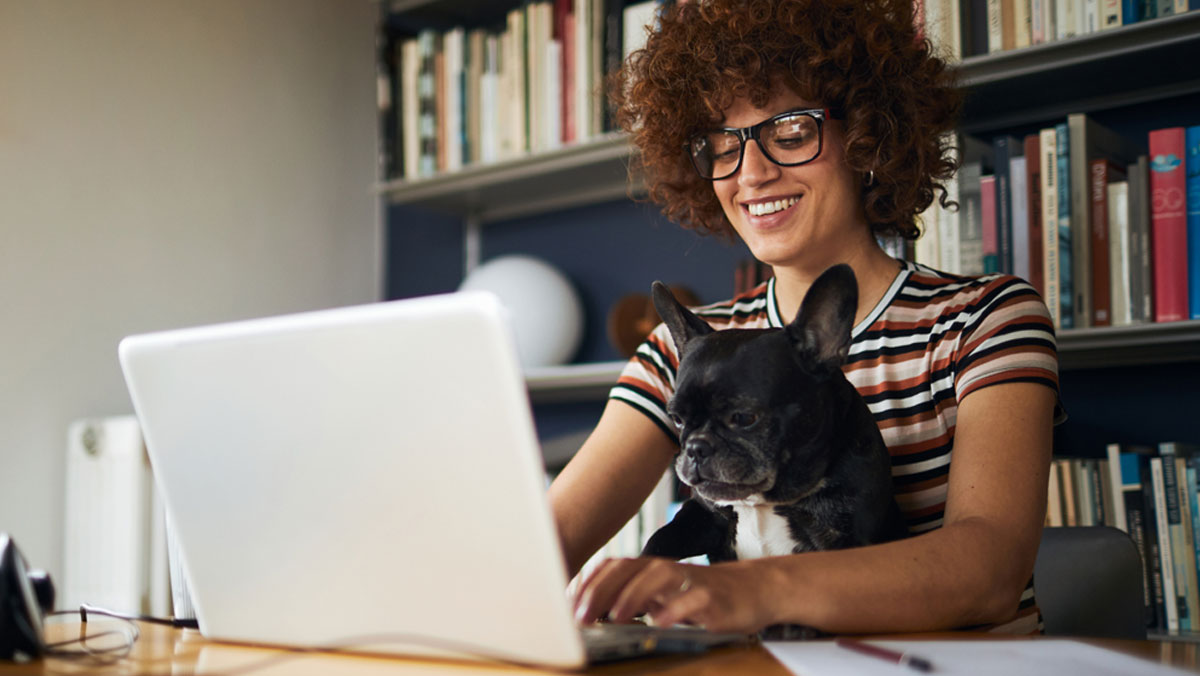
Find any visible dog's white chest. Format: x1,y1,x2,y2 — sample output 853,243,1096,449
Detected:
731,503,797,559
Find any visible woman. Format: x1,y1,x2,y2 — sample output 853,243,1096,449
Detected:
548,0,1060,635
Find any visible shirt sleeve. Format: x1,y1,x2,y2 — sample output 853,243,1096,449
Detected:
607,322,681,443
952,275,1065,422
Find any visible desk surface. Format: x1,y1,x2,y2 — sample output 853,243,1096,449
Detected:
9,621,1200,675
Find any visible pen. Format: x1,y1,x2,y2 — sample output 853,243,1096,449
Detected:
835,637,934,672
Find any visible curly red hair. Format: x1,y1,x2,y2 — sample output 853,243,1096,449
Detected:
609,0,962,240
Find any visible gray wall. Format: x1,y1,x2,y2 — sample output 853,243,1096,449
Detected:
0,0,379,578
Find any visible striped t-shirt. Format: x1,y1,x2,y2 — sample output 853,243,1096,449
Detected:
610,260,1061,634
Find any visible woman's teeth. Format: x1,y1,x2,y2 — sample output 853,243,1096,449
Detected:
747,197,799,216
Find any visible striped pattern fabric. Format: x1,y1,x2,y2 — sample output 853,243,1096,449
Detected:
610,260,1060,634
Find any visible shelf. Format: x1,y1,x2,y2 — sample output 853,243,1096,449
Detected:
524,321,1200,401
525,361,625,404
957,12,1200,133
378,133,641,222
1057,319,1200,370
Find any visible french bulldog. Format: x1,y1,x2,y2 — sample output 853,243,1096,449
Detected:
641,263,908,564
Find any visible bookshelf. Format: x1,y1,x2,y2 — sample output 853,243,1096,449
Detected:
380,4,1200,400
382,0,1200,640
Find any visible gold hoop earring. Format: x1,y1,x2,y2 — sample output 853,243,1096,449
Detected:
865,170,875,185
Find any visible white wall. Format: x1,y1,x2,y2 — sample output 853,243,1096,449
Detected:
0,1,379,578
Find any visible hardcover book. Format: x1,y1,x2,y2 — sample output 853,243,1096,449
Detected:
1025,134,1045,298
1149,127,1189,322
1107,180,1132,325
1056,123,1074,328
1039,127,1060,325
1186,126,1200,319
1128,155,1153,323
1011,155,1030,283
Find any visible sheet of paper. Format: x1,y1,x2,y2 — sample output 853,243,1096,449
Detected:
765,639,1191,676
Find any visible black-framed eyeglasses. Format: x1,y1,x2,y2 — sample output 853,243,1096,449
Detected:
685,108,843,181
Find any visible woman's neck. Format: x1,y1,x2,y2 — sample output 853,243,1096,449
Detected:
771,243,901,326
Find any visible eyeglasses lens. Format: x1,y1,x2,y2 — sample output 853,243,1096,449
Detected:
689,112,821,180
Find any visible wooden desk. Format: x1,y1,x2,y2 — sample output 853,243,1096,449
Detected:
7,621,1199,675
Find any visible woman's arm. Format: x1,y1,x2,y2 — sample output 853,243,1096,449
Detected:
548,400,679,578
573,381,1055,633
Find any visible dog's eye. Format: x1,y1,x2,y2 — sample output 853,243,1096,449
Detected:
669,414,684,428
729,412,759,428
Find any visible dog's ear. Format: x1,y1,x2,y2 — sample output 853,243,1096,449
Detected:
651,281,712,356
784,263,858,369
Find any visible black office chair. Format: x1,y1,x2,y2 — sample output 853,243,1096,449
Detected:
1033,526,1147,639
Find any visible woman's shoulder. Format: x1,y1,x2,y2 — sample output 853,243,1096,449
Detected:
898,262,1043,315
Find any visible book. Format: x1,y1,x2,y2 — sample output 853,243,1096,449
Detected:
1055,122,1073,329
1174,455,1200,631
1141,453,1167,630
417,29,440,178
1013,0,1031,48
1025,134,1045,298
1068,113,1144,329
925,0,964,61
1101,0,1124,27
1040,127,1062,327
1046,460,1064,527
400,37,421,179
1011,155,1031,283
1108,180,1132,325
986,0,1003,52
1090,158,1127,326
1151,456,1180,631
1187,126,1200,319
981,174,1000,273
1149,127,1190,322
1128,155,1154,323
993,135,1020,273
960,160,986,275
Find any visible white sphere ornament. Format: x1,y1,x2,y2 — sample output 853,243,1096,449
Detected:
458,255,585,368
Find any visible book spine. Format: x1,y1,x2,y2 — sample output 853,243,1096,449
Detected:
1107,444,1130,532
1101,0,1124,27
1108,180,1132,325
1026,134,1045,297
1056,123,1074,329
1129,156,1153,322
1187,126,1200,319
1152,457,1180,631
1011,155,1030,282
1149,127,1189,322
1013,0,1031,48
1046,460,1064,526
1040,128,1061,327
982,174,999,273
1176,457,1200,631
1141,455,1166,630
1090,159,1113,326
1162,453,1191,630
1122,0,1142,23
417,30,439,178
994,136,1015,273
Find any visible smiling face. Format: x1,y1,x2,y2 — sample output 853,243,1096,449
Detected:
711,88,870,271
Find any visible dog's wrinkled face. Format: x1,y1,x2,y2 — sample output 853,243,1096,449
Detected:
652,264,858,505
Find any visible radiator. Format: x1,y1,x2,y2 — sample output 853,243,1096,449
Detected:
62,416,168,615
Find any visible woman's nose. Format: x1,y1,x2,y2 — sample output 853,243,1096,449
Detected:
738,139,780,186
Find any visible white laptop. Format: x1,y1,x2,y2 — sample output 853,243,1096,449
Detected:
118,291,744,669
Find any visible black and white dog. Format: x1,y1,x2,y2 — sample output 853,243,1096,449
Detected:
642,264,908,563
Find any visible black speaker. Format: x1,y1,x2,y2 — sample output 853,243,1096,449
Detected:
0,534,54,661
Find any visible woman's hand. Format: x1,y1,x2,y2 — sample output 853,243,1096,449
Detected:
572,556,778,634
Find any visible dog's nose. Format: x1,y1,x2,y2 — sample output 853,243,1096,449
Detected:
684,438,713,461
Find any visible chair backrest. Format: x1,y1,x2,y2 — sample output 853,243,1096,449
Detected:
1033,526,1147,639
